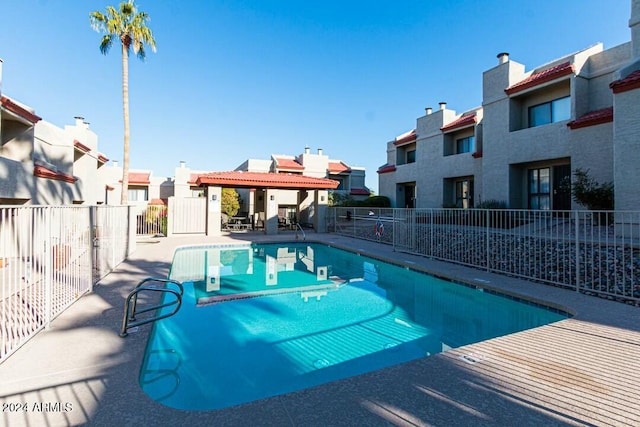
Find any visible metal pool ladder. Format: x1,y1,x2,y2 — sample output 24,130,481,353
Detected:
295,222,306,240
120,278,184,337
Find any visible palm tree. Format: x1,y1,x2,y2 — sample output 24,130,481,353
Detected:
90,1,156,204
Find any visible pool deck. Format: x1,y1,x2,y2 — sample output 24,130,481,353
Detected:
1,233,639,427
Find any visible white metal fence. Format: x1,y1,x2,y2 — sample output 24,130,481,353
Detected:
135,205,168,236
329,207,640,305
1,205,134,362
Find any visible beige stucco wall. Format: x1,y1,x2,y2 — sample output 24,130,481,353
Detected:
379,32,637,210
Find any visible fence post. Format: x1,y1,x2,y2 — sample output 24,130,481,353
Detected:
429,209,434,257
575,210,580,293
352,208,356,238
486,209,490,271
89,206,96,291
411,209,416,252
392,209,396,251
44,207,52,329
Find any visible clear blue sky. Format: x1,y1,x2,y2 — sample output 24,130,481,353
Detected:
0,0,632,193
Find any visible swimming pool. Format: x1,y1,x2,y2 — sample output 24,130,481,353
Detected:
140,242,568,411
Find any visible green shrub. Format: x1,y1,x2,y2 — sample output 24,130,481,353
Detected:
221,188,240,217
476,199,508,209
571,168,614,210
341,195,391,207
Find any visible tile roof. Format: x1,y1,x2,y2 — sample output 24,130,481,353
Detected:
350,188,370,196
1,96,42,124
128,172,151,185
505,62,574,95
567,107,613,130
73,139,90,153
97,153,109,163
441,113,477,133
610,69,640,94
377,164,396,174
328,161,351,174
394,130,416,146
188,173,201,185
274,157,304,171
33,165,76,183
196,171,339,189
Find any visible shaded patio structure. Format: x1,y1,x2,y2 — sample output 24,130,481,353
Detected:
195,171,339,236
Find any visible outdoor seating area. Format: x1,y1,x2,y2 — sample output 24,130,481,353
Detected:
227,216,252,232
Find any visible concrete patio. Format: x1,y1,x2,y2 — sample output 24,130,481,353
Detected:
1,233,639,426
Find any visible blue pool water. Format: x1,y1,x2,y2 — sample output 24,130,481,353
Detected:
140,242,568,411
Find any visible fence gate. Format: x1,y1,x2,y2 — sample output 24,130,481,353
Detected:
169,197,206,235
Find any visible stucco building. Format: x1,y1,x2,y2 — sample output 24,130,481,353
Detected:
379,0,640,211
0,59,109,206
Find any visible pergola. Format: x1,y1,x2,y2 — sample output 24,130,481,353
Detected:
195,171,339,235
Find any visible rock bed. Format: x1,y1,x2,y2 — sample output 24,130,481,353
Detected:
334,222,640,305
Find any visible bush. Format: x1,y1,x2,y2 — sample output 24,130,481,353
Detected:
221,188,240,217
571,169,614,210
476,199,508,209
339,195,391,207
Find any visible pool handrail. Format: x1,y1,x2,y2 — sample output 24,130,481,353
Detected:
295,222,306,240
120,278,184,337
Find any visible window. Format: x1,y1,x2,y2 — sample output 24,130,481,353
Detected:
529,168,550,210
128,187,148,202
528,96,570,127
455,180,474,208
455,136,474,154
406,149,416,163
397,143,416,165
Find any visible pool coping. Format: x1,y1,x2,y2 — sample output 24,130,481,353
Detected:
1,233,639,426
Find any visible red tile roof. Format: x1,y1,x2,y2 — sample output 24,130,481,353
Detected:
73,139,90,153
33,165,76,183
128,172,150,185
1,96,42,124
377,164,396,174
274,157,304,171
97,153,109,163
394,130,416,146
567,107,613,130
441,113,477,132
505,62,574,95
350,188,370,196
188,173,201,185
328,161,351,174
610,69,640,94
196,171,339,189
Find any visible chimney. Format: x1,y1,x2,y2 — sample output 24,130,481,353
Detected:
439,102,446,111
113,160,119,167
180,160,186,168
74,116,84,127
425,107,433,115
304,146,310,154
318,148,323,155
497,52,510,65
